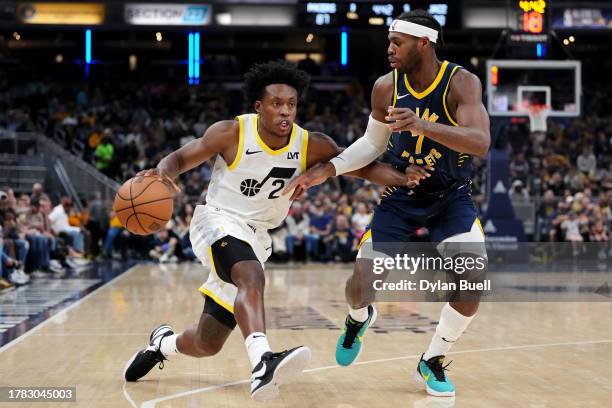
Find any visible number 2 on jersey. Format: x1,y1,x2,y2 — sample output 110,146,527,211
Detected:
268,179,285,199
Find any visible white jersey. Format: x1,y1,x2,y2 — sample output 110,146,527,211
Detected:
205,113,309,230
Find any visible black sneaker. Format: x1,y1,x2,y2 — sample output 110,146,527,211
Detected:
250,346,311,402
123,324,174,382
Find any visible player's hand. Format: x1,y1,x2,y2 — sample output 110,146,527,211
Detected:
136,168,181,193
405,164,433,187
282,162,335,200
385,107,426,134
291,185,306,200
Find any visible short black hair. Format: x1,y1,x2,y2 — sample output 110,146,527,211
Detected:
396,9,443,45
243,60,311,108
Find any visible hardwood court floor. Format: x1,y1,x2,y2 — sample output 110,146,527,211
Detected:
1,263,611,408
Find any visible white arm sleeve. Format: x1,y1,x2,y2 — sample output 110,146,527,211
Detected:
329,115,391,175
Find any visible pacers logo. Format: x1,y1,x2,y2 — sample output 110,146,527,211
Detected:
240,167,296,199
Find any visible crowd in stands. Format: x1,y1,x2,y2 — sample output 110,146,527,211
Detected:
500,89,611,243
0,184,91,289
1,73,610,290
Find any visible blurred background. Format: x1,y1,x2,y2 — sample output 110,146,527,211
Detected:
0,0,610,289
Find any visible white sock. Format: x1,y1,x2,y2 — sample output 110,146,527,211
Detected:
423,303,475,361
245,332,272,368
349,306,369,322
159,334,179,357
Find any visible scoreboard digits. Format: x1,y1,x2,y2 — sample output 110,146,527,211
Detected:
519,0,547,34
305,2,337,26
300,1,458,28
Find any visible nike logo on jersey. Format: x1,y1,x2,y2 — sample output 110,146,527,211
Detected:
396,93,410,100
246,149,262,155
441,337,456,343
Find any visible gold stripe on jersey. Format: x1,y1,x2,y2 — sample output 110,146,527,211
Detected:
393,69,398,107
301,130,309,172
228,116,246,170
357,229,372,250
404,60,449,100
254,114,298,156
443,65,461,127
475,218,485,238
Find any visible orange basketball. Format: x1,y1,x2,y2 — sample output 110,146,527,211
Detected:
113,175,174,235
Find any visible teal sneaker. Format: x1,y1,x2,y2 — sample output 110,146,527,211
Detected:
414,354,455,397
335,305,377,366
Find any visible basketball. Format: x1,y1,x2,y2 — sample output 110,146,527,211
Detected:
113,175,174,235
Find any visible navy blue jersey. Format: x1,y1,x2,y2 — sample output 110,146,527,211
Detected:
382,60,472,202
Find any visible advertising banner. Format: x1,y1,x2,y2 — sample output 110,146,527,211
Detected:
124,3,211,26
17,2,105,25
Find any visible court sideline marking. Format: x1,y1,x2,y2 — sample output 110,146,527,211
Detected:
0,264,141,354
130,338,612,408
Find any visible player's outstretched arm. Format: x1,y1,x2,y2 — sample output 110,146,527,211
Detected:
386,70,490,158
281,74,395,197
327,73,395,175
282,132,406,200
137,120,238,191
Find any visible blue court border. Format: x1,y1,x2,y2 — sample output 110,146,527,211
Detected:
0,260,138,348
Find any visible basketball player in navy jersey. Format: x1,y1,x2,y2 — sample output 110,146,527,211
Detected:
285,10,490,397
123,61,410,401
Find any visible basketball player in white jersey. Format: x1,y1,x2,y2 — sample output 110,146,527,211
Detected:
123,61,410,401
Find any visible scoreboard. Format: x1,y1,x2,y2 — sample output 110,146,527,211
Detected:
299,1,461,29
518,0,547,34
509,0,549,44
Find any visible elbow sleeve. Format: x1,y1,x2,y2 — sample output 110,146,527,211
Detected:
330,115,391,175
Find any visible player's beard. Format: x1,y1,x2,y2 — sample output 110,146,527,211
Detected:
401,49,422,76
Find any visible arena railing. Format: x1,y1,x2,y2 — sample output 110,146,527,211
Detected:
0,131,119,208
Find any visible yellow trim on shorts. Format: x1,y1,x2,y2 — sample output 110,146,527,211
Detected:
404,60,449,100
357,229,372,250
198,246,235,314
199,287,235,314
442,65,461,127
254,114,297,156
301,129,309,172
228,116,245,170
475,218,485,238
